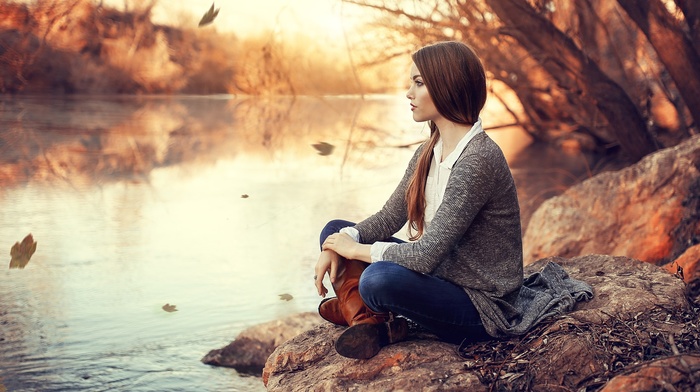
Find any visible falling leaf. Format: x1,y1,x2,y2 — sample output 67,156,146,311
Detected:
162,303,178,312
241,194,249,198
312,142,334,156
198,3,220,27
9,234,37,269
279,293,293,301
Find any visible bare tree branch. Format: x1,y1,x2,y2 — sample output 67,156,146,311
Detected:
617,0,700,130
487,0,658,161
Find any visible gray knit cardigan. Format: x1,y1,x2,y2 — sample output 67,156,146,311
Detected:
353,132,525,337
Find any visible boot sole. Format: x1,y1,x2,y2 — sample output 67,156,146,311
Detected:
335,323,383,359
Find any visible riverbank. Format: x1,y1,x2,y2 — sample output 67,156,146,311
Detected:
0,2,391,95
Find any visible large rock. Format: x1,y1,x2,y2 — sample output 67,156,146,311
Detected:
664,243,700,284
261,255,693,391
600,355,700,392
522,135,700,272
202,312,323,374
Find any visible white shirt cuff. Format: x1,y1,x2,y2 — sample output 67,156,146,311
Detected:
339,226,360,242
370,242,397,263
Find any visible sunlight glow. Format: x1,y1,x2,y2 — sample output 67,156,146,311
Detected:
105,0,365,41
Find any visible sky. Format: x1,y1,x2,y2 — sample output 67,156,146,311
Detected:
107,0,367,40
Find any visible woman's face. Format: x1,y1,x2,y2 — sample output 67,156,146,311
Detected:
406,63,440,123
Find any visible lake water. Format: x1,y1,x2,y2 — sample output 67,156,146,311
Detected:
0,94,595,391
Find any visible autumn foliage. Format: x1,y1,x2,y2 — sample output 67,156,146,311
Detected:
0,0,390,95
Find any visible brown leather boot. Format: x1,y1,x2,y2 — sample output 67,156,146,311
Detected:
318,259,386,326
318,297,347,326
334,315,409,359
317,258,405,358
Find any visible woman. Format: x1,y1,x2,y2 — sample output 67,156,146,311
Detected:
313,41,525,360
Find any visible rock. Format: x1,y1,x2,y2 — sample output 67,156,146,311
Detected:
552,255,687,325
202,312,323,374
522,135,700,269
599,355,700,392
664,243,700,284
261,255,693,391
263,325,485,392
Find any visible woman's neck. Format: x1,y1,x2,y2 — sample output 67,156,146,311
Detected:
434,119,474,161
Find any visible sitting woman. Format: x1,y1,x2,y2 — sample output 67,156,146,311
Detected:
313,41,591,360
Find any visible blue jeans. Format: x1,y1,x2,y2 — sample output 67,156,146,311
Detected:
320,219,490,344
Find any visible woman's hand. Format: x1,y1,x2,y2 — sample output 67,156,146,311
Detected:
322,233,372,263
322,233,358,260
314,249,341,297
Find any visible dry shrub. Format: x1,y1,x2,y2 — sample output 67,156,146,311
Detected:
176,27,240,94
0,0,396,95
99,30,185,92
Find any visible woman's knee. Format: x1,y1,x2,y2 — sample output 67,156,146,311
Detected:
358,262,400,297
319,219,354,247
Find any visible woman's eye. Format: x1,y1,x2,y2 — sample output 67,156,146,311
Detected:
415,81,424,87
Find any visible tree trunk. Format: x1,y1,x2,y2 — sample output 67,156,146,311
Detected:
675,0,700,53
486,0,659,161
618,0,700,129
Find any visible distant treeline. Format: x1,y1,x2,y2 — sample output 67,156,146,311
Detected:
0,0,394,95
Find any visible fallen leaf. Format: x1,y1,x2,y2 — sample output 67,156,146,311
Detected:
9,234,37,269
198,3,220,27
279,293,293,301
312,142,334,156
162,303,178,312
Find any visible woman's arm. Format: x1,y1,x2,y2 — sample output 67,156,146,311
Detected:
321,233,372,263
352,145,424,243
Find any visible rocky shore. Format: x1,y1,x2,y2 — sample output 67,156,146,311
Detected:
260,255,698,391
204,135,700,390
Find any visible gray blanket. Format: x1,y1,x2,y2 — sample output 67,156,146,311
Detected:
487,261,594,337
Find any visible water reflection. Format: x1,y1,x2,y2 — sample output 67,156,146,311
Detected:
0,94,595,392
0,95,421,189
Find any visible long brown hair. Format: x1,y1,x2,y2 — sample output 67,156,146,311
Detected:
405,41,487,240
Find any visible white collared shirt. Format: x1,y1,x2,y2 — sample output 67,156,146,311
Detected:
424,118,484,228
341,118,484,262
